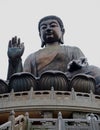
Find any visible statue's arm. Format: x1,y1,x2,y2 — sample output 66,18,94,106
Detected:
7,58,23,80
23,53,37,76
73,46,85,59
23,55,32,73
7,36,24,80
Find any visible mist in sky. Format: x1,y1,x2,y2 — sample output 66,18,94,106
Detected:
0,0,100,80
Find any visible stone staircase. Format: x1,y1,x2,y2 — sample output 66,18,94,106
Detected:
0,111,100,130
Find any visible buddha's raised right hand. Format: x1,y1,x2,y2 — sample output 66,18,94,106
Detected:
7,36,24,60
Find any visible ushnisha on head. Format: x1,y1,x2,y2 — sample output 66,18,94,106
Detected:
38,15,65,47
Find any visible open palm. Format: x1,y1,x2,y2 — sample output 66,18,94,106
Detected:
8,36,24,59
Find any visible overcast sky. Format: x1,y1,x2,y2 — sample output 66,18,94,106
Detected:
0,0,100,80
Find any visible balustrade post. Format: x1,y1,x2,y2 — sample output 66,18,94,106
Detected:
90,113,97,130
8,110,15,130
24,112,29,130
29,87,33,100
50,86,55,99
9,89,14,101
56,112,65,130
90,90,95,102
71,88,76,100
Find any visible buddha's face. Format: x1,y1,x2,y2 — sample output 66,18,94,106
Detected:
39,19,63,45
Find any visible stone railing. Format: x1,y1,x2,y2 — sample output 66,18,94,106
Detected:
0,111,100,130
0,88,100,113
0,121,11,130
0,111,27,130
26,112,100,130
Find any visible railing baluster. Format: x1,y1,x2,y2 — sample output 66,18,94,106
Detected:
56,112,65,130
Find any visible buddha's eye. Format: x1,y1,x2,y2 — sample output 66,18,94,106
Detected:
40,25,47,30
50,23,58,28
41,26,46,30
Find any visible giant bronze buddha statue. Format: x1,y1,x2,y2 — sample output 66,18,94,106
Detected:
2,15,99,95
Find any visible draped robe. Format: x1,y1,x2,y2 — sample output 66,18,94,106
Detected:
24,45,85,77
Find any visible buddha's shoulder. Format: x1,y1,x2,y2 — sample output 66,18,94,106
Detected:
63,45,79,49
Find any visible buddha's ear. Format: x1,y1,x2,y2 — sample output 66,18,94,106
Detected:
39,32,45,48
62,28,65,34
